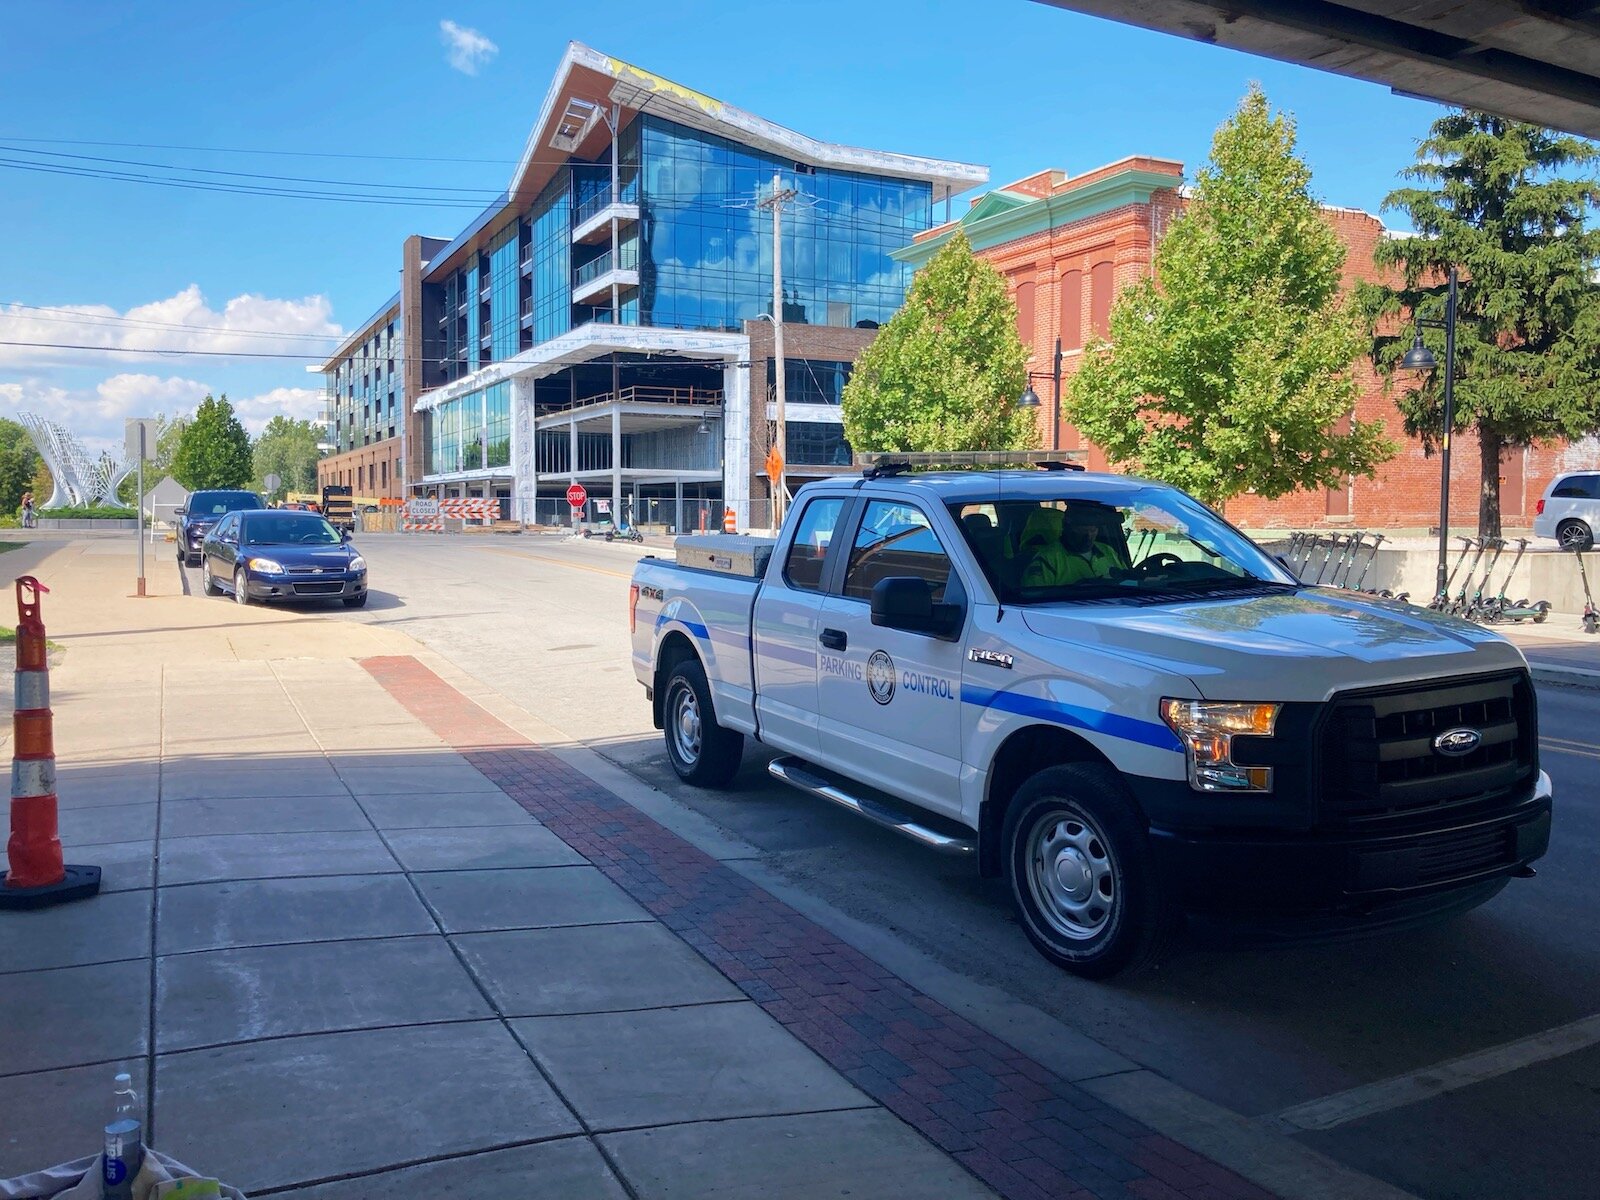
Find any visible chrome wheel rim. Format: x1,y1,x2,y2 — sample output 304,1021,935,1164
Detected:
668,683,701,765
202,561,211,591
235,571,248,605
1025,806,1116,941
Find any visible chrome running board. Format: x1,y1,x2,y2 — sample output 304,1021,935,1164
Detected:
766,756,976,856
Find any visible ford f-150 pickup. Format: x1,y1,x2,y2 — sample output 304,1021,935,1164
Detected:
629,464,1553,977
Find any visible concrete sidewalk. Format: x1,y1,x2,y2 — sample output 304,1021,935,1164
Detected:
0,539,1275,1199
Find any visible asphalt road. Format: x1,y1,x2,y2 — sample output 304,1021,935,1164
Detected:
183,531,1600,1200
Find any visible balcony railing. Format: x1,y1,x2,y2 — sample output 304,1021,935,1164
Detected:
545,385,723,416
573,251,614,289
572,184,639,227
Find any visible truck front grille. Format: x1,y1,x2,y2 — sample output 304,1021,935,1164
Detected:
1319,671,1536,825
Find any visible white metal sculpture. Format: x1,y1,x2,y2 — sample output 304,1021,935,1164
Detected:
17,412,135,508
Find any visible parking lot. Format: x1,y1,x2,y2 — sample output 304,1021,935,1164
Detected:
176,530,1600,1200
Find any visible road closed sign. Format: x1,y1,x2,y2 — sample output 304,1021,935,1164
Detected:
566,483,588,509
408,499,440,518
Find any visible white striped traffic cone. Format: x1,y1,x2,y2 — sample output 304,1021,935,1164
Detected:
1,576,101,909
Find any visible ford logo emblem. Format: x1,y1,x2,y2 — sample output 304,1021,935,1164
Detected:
1433,727,1482,757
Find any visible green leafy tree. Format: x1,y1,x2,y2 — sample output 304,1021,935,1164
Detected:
172,395,252,490
841,230,1035,453
1066,86,1395,507
0,418,42,514
1361,112,1600,539
252,416,321,501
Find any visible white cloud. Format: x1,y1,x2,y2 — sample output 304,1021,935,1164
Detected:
440,19,497,75
0,285,342,369
230,387,325,433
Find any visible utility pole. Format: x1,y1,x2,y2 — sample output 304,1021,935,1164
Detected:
759,171,797,529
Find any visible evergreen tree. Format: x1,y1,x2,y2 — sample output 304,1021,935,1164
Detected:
172,395,252,490
1067,86,1394,507
1362,111,1600,538
841,230,1036,453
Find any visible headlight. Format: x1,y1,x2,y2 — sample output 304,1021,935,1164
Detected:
247,557,286,576
1159,699,1280,793
348,555,366,573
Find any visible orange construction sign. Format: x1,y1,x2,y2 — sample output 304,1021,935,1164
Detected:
764,446,785,487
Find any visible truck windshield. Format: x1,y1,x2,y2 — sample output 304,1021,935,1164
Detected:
948,487,1297,605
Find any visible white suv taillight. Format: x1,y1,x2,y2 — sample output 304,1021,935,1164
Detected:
1536,498,1546,515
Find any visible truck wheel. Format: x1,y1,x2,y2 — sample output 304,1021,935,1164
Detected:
662,659,743,787
1004,764,1173,979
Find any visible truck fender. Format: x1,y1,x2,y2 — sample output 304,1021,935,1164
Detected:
651,630,702,730
978,724,1130,879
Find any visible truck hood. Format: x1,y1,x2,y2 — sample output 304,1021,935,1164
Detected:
1019,589,1527,702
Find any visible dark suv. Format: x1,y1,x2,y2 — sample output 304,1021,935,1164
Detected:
177,490,263,566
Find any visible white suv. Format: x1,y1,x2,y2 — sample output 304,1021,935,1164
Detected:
1533,471,1600,551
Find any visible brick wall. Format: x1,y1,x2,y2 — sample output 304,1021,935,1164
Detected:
317,437,403,500
977,183,1597,529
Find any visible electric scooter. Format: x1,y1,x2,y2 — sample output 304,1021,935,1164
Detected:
1352,533,1384,593
1485,539,1551,624
1576,548,1599,635
1429,536,1476,611
1314,534,1347,584
1464,538,1506,622
1331,532,1364,587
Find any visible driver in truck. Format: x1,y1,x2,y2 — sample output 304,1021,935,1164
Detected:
1019,505,1121,587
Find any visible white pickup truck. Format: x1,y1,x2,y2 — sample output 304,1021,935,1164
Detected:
629,465,1553,977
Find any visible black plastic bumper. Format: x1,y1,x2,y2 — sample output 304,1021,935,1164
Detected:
1146,775,1552,916
245,576,366,603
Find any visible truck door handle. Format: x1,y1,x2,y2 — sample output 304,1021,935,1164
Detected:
819,628,847,651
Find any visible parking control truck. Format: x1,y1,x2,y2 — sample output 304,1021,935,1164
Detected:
629,463,1553,977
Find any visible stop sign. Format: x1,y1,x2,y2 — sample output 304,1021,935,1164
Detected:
566,483,588,509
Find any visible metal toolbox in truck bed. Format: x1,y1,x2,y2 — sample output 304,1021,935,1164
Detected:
674,534,777,578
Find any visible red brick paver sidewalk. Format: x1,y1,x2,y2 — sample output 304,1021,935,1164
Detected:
363,655,1274,1200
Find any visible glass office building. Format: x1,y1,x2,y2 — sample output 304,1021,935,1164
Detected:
323,43,984,521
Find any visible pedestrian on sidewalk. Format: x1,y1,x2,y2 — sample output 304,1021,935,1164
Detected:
20,491,35,528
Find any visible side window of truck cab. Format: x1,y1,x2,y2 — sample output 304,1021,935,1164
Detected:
783,497,847,592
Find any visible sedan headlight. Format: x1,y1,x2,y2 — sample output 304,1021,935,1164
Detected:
247,557,286,576
348,555,366,573
1159,699,1280,793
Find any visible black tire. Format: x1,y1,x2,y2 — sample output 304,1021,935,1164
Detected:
234,567,251,606
1003,763,1174,979
201,559,222,597
185,552,201,567
1557,520,1594,553
661,659,743,787
342,593,368,608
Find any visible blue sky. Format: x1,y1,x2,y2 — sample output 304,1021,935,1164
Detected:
0,0,1448,454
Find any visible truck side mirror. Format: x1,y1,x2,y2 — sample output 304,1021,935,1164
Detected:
871,576,963,640
174,508,187,517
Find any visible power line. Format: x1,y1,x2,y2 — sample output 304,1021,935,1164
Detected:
0,145,506,195
0,302,345,342
0,136,519,165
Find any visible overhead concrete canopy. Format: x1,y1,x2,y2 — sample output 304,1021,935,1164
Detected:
1031,0,1600,140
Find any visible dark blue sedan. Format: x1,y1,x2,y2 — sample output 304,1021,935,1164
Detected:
200,510,368,608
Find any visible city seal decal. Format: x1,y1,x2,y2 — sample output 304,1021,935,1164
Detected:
866,650,896,705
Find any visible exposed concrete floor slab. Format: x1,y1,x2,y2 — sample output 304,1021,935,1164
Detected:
156,874,436,955
156,1021,582,1194
413,865,649,933
512,1003,873,1131
456,923,742,1016
381,824,583,872
0,959,150,1076
600,1108,1000,1200
0,887,151,974
155,935,492,1051
156,831,398,885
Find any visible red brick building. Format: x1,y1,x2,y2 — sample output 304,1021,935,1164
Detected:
893,157,1596,530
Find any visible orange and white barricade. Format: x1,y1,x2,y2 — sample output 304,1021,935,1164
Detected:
402,499,443,533
438,498,500,525
1,577,100,908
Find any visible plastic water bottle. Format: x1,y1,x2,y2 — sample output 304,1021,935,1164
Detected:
102,1073,144,1200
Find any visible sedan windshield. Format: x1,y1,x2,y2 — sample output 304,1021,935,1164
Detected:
949,486,1296,605
243,515,341,546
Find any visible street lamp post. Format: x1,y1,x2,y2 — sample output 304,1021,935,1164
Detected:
1018,338,1063,442
1401,265,1459,603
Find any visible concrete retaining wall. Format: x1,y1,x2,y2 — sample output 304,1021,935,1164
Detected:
1259,538,1599,616
36,518,138,530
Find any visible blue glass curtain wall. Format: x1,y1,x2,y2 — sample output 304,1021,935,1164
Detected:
429,381,511,475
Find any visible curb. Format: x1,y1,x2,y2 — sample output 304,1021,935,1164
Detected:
1529,663,1600,690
